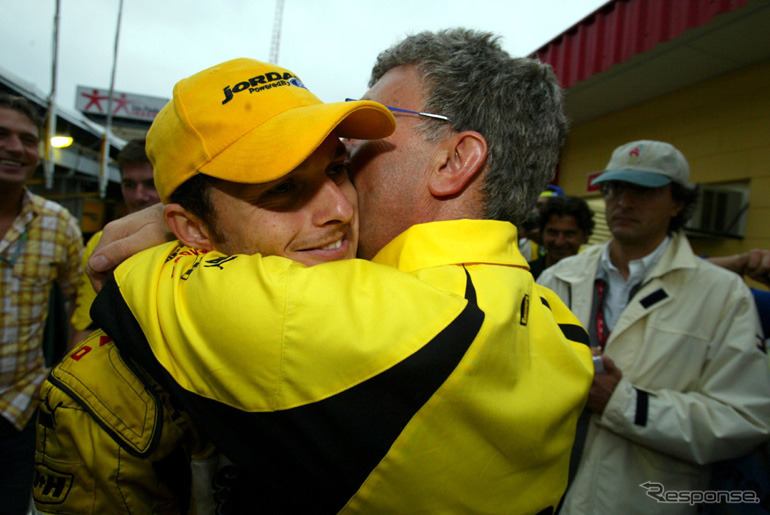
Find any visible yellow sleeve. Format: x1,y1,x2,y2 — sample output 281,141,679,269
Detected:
115,244,469,412
70,232,102,331
34,331,191,513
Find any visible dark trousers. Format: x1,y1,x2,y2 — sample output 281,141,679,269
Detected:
0,413,36,515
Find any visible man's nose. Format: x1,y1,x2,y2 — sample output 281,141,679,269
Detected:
135,184,153,201
617,190,632,206
315,179,354,225
3,134,25,154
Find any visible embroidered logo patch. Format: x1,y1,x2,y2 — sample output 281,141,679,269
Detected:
33,464,74,504
221,71,305,104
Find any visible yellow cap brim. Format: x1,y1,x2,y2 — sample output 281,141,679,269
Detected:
199,100,394,186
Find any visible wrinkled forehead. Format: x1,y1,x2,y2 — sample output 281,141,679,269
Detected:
363,65,425,108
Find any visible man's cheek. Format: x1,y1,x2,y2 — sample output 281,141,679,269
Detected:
349,140,394,176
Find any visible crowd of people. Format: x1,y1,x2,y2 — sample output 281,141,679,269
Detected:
1,26,769,515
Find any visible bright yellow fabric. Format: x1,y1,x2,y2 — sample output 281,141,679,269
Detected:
115,219,593,513
70,231,102,332
116,244,468,411
34,331,189,513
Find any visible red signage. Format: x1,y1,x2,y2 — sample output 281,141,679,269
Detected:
76,86,168,122
586,172,602,193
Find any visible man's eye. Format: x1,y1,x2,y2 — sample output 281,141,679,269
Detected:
264,180,296,197
327,163,349,183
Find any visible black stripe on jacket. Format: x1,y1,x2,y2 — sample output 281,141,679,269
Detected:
93,269,485,513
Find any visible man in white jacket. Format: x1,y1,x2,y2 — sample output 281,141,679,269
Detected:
539,140,770,514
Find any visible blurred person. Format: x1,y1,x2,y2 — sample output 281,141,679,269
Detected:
0,93,83,515
519,184,563,261
70,138,160,344
529,195,594,279
538,140,770,514
79,29,594,513
118,137,160,213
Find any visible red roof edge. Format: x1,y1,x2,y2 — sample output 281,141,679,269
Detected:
530,0,750,89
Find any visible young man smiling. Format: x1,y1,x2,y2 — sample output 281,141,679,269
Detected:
529,195,594,279
0,94,83,515
34,58,396,513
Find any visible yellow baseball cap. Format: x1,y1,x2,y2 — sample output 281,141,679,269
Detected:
147,58,396,202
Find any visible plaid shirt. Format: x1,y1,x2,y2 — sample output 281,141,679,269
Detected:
1,190,82,430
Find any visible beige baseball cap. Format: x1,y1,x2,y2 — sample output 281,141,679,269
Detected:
591,140,694,189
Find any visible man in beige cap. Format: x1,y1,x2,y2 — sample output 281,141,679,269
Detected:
538,140,770,513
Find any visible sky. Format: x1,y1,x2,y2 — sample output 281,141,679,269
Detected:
0,0,607,112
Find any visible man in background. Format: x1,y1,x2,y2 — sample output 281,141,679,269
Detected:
519,184,563,262
70,138,160,343
529,195,594,279
0,93,83,514
538,140,770,513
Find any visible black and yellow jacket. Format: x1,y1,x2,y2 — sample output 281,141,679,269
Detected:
35,219,592,514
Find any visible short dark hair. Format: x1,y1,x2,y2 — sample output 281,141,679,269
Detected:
0,93,44,132
168,173,223,243
669,183,699,232
538,195,594,235
369,28,568,227
117,138,150,174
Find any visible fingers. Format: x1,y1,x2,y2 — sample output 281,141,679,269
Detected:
86,238,136,292
598,353,623,379
85,262,110,293
85,204,172,292
744,249,770,287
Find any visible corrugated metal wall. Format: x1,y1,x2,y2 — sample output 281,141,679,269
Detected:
532,0,749,88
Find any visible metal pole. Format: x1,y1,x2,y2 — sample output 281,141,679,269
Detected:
44,0,61,189
269,0,285,64
99,0,124,198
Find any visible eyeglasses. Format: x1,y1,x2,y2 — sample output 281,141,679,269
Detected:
345,98,451,122
600,181,666,198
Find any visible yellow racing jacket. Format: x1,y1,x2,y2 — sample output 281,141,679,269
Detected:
70,231,102,332
39,219,593,514
34,331,196,513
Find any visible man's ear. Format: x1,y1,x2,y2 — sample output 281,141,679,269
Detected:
428,130,487,197
163,203,215,251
